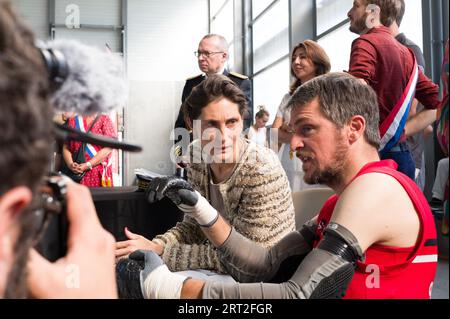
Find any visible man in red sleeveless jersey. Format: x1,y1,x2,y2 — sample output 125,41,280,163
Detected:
118,73,438,299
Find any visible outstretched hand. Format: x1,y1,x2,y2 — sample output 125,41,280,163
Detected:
115,227,163,259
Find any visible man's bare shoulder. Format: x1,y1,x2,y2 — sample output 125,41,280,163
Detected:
337,172,416,216
332,173,419,251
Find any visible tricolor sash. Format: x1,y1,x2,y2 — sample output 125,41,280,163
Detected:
379,59,419,154
75,115,98,160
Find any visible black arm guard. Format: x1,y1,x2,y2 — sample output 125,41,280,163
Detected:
115,258,144,299
288,222,363,299
308,223,363,298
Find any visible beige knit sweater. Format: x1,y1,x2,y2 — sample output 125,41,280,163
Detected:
152,140,295,273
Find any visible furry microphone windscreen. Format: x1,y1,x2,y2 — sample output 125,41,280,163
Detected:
45,39,128,114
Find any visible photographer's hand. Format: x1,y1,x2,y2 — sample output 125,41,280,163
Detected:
146,176,218,227
27,182,117,298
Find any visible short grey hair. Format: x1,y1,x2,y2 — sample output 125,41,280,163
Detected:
288,72,381,149
201,34,229,53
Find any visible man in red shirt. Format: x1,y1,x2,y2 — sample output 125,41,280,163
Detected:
347,0,440,179
118,73,438,299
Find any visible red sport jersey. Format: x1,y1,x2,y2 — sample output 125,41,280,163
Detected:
314,160,438,299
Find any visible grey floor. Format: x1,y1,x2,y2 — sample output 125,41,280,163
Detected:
432,259,449,299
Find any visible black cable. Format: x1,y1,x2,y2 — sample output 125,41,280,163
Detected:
54,123,142,152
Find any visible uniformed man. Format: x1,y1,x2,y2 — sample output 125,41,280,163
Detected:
174,34,252,139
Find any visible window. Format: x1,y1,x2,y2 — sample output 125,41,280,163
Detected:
398,0,423,51
253,58,290,124
316,0,353,36
252,0,275,19
252,0,289,73
251,0,290,124
210,0,228,17
317,22,358,72
210,0,235,68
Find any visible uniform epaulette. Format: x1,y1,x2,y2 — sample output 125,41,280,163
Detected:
229,71,249,80
186,74,203,81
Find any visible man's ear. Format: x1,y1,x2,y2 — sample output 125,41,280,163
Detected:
0,187,32,297
222,52,229,61
347,115,366,144
365,4,381,29
0,186,33,232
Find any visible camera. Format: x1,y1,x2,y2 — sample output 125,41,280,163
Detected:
33,174,69,262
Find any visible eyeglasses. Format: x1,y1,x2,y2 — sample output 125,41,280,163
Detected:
194,51,224,58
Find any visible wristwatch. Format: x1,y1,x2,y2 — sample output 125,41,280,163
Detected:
86,161,92,170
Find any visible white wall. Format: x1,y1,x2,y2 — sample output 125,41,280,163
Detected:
54,0,121,25
53,0,122,51
400,0,423,51
125,0,208,185
13,0,49,40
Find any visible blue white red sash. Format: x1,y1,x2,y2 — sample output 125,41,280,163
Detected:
75,115,98,159
379,59,419,153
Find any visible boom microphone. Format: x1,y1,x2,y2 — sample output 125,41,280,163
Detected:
39,39,140,152
44,39,127,114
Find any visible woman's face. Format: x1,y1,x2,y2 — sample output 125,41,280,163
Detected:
255,114,269,129
199,97,244,164
292,47,316,83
